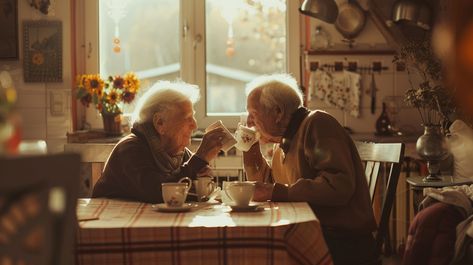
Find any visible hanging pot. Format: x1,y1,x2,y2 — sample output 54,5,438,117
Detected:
334,0,366,40
392,0,431,30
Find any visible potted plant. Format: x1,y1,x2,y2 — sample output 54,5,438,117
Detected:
394,35,456,181
76,72,140,136
394,36,456,130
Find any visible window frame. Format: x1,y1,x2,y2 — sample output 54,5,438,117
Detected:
82,0,301,130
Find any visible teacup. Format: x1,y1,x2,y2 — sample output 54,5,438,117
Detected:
224,181,255,206
192,176,217,201
220,181,233,205
161,177,192,207
234,124,258,152
205,120,237,152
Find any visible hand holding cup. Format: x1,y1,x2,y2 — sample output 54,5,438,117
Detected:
234,124,259,152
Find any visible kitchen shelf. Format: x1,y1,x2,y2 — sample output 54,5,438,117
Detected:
305,49,396,56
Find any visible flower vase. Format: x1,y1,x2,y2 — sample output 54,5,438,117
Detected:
416,125,449,182
102,112,122,136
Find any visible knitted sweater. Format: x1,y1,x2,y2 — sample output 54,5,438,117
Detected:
249,110,376,234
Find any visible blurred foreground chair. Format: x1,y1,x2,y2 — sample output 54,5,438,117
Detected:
356,142,405,261
0,153,81,264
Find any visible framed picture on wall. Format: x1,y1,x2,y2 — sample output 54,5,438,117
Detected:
23,20,62,82
0,0,19,60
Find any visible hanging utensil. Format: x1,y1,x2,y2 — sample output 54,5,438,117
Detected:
370,72,377,114
335,0,366,44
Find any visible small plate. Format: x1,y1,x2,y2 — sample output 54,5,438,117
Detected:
228,202,264,212
152,203,195,213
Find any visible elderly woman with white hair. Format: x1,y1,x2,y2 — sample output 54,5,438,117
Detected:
242,74,377,265
92,81,226,203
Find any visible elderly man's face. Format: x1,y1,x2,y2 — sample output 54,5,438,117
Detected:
247,91,282,144
161,100,197,153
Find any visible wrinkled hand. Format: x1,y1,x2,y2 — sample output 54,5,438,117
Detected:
252,181,274,202
195,127,226,162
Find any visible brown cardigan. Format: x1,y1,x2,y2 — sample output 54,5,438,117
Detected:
248,110,376,234
92,128,207,203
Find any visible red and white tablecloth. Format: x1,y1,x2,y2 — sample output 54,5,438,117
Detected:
76,198,333,265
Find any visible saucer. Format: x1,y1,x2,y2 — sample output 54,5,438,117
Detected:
228,202,264,212
152,203,195,213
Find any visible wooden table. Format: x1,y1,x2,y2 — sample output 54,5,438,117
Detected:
76,199,333,265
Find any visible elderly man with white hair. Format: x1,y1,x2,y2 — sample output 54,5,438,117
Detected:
92,81,226,203
243,74,377,265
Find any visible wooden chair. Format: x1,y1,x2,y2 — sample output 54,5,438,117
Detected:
355,142,405,257
0,153,81,265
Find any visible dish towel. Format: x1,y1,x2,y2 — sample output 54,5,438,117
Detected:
309,69,361,117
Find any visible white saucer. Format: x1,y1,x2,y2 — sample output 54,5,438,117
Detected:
152,203,195,213
228,202,264,212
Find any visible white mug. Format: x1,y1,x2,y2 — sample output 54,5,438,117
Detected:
234,124,258,152
192,176,217,201
224,181,255,206
161,177,192,207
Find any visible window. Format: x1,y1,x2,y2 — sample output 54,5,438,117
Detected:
84,0,300,129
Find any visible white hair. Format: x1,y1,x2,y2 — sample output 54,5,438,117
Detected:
131,80,200,124
245,73,303,114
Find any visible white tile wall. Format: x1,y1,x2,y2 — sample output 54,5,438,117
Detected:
0,0,72,154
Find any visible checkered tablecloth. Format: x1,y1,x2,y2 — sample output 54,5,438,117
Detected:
76,199,332,265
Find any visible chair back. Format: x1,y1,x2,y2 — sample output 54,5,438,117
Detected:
0,153,81,265
355,141,405,255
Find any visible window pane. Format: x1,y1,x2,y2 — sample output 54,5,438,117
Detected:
205,0,287,115
99,0,180,112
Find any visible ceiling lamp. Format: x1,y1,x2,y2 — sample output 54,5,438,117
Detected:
299,0,339,24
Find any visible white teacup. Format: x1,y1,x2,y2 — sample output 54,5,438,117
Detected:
234,124,258,152
224,181,255,206
162,177,192,207
221,181,233,205
192,176,217,201
205,120,237,152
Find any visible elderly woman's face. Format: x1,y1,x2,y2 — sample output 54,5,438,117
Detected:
161,100,197,153
247,91,282,144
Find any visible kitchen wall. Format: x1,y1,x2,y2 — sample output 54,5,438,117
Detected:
304,9,424,135
1,0,72,153
305,53,423,135
1,0,423,155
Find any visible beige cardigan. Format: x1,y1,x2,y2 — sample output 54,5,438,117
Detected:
247,110,376,234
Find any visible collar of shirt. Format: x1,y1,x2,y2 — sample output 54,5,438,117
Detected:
280,107,310,154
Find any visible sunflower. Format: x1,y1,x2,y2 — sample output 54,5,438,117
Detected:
76,75,87,89
31,52,45,65
123,72,140,93
121,91,135,104
112,76,125,89
85,74,104,95
76,72,140,115
106,89,120,105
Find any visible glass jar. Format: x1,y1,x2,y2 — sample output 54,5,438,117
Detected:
311,26,330,50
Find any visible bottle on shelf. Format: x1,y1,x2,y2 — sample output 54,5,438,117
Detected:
311,26,330,50
375,102,393,136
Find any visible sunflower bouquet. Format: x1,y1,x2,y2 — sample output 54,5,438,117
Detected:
76,72,140,115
